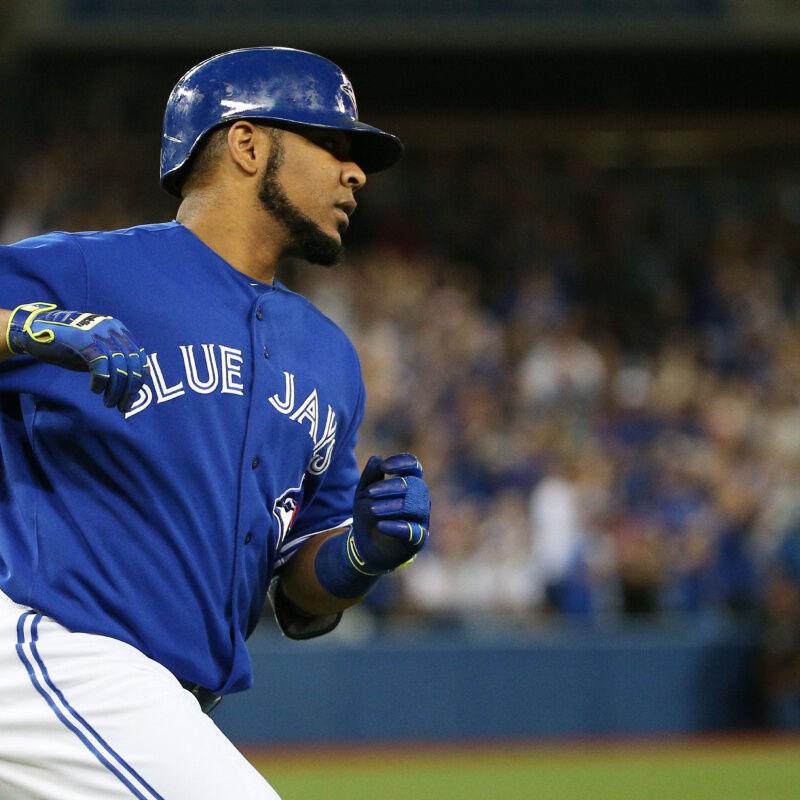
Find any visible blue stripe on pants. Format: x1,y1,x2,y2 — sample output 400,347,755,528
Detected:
15,611,165,800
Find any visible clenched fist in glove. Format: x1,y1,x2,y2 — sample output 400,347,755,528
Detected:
5,302,149,414
315,453,431,598
350,453,430,572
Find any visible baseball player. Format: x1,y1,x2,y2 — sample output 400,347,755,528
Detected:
0,47,430,799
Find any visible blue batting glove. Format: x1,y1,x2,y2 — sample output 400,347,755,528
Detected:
6,302,150,414
314,453,431,598
350,453,431,573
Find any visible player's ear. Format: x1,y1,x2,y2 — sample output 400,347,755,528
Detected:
225,121,261,178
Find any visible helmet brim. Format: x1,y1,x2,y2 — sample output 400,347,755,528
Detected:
254,115,404,173
342,123,405,174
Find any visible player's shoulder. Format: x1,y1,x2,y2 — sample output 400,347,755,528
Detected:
274,281,359,357
0,230,87,274
71,221,179,238
3,229,81,253
68,221,181,249
5,221,180,256
274,282,363,381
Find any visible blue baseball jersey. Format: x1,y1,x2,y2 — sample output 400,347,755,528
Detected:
0,221,365,694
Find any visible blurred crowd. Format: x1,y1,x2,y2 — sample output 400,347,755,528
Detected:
304,152,800,638
3,124,800,665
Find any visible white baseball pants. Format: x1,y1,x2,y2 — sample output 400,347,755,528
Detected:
0,589,280,799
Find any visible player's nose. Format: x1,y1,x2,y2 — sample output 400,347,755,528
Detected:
342,162,367,192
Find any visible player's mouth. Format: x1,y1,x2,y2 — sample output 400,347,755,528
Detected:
334,202,355,231
335,200,356,217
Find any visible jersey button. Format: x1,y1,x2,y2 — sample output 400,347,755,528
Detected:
263,345,270,359
251,456,260,469
244,532,253,544
256,308,264,321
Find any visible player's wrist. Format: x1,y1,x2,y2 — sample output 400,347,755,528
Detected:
314,526,387,599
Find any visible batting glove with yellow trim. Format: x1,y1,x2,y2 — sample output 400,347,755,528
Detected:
6,302,149,414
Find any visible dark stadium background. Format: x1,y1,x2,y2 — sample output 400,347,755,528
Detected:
1,2,799,797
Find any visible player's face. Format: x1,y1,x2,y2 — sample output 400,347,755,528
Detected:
257,127,366,267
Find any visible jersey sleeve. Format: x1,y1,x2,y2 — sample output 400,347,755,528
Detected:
0,232,88,392
0,232,88,309
275,365,366,568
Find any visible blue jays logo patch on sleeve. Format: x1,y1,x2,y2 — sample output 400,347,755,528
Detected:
272,483,304,552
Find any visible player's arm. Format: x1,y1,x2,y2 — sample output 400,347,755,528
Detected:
278,526,360,615
278,453,430,618
0,303,148,413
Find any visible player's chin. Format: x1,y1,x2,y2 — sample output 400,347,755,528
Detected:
311,218,343,244
299,230,344,267
326,224,346,251
314,241,345,268
315,224,343,252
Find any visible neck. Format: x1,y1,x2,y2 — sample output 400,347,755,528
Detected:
175,189,286,284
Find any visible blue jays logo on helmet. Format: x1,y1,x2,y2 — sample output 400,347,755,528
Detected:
272,484,304,552
338,78,358,115
160,46,404,197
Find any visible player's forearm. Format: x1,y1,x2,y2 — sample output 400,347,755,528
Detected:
0,309,13,362
0,303,147,413
281,454,430,618
280,527,365,615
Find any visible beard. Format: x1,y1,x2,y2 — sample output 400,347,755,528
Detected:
257,138,344,268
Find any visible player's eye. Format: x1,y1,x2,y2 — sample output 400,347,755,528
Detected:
319,138,338,153
312,134,347,159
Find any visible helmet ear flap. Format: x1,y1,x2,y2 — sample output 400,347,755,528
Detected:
159,47,403,198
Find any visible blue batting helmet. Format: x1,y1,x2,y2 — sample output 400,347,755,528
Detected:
160,47,404,197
